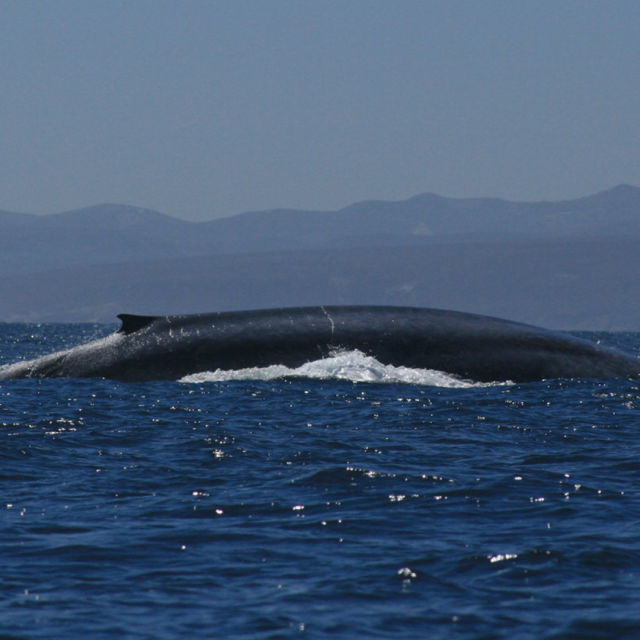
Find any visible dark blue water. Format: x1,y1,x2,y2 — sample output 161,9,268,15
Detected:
1,325,640,639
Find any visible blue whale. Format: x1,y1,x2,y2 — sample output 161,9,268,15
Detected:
0,306,639,382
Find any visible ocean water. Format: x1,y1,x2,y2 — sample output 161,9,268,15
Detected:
1,324,640,639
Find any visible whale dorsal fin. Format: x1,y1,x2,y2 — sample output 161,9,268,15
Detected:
117,314,159,335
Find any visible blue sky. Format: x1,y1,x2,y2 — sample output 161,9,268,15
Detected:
1,0,638,220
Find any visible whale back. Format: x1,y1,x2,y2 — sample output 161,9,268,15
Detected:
1,306,639,382
117,314,160,335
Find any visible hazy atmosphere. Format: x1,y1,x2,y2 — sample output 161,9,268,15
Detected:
2,0,639,220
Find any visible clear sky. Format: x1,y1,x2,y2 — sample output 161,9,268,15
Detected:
1,0,638,220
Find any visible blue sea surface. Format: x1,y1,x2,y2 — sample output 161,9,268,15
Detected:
1,324,640,639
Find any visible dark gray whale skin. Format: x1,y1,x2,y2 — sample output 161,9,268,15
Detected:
1,306,639,383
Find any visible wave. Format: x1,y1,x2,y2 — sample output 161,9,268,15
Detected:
180,349,509,388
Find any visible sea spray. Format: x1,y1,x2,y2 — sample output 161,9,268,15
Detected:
180,349,510,387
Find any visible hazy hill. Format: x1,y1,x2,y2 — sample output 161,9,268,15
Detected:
219,183,640,248
1,185,639,328
1,185,639,274
0,204,208,273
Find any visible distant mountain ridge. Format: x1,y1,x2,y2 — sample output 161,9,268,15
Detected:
1,185,639,274
1,185,639,327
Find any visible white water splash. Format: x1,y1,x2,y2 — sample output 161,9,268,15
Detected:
180,349,508,388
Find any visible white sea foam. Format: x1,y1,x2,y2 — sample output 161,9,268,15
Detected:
180,349,508,388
